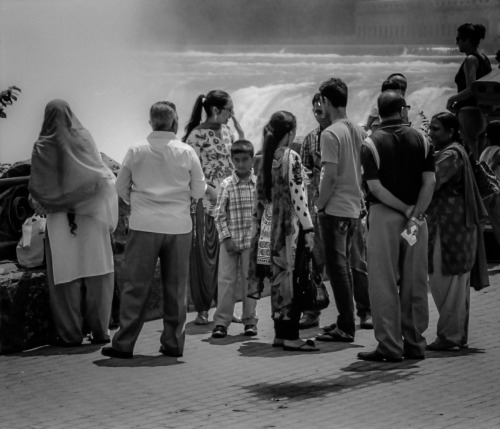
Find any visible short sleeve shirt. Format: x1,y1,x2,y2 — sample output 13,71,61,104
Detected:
320,120,366,218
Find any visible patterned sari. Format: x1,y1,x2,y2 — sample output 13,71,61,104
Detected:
248,147,313,320
427,142,488,289
185,122,234,311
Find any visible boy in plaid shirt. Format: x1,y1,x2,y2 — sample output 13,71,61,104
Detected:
212,140,258,338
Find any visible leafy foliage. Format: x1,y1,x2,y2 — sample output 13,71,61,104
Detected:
0,86,21,119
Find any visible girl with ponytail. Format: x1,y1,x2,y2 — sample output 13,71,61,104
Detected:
183,90,244,326
447,23,492,160
248,111,318,352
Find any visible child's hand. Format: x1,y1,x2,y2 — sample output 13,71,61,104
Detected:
223,238,238,255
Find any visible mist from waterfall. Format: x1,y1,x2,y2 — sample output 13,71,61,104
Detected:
0,0,468,163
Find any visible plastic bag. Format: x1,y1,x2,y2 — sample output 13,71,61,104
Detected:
16,215,46,268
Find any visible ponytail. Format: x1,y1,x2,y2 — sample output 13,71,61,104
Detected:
67,213,77,235
182,94,205,142
473,24,486,42
457,23,487,47
260,124,278,202
182,90,231,142
259,111,296,202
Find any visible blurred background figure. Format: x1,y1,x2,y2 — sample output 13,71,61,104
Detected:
479,120,500,247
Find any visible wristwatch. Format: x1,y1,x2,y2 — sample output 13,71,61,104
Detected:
410,213,426,227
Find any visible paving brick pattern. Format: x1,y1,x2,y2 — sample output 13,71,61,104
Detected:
1,264,500,429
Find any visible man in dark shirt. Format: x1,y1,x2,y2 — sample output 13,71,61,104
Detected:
359,90,436,362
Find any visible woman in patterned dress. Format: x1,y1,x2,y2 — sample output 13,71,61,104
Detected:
426,112,488,351
248,111,318,352
183,90,244,325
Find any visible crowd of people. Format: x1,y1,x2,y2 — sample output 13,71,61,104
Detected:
25,22,500,362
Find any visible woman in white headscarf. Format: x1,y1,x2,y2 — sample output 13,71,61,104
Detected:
29,99,118,346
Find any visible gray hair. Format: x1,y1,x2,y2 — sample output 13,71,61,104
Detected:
150,101,177,131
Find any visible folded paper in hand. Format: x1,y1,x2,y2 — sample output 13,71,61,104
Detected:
401,225,418,246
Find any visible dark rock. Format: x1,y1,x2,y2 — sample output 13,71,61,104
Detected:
1,159,31,178
0,270,55,354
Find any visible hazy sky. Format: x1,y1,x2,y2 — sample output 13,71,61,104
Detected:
0,0,157,162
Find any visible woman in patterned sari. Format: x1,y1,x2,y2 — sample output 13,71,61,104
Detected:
426,112,488,352
183,90,244,325
248,111,317,352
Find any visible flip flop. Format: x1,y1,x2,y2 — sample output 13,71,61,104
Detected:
282,339,319,352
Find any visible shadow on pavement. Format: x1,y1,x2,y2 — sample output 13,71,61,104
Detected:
185,321,214,335
342,360,422,372
11,343,102,357
245,371,414,402
202,335,257,346
425,347,485,358
93,355,185,368
237,340,362,358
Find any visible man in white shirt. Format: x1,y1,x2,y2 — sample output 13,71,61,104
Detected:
102,101,206,359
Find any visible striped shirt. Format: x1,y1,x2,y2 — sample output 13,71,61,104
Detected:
214,172,256,251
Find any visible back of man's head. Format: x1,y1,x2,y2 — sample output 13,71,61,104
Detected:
378,91,405,119
150,101,177,132
319,78,348,108
381,79,404,93
386,73,407,94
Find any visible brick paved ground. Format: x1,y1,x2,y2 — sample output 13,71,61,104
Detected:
1,264,500,429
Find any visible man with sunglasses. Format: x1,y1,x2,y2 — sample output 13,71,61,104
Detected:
359,90,435,362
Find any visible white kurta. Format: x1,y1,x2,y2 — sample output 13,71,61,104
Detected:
47,212,114,285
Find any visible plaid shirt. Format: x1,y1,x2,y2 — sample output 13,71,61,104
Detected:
214,172,256,251
300,127,322,202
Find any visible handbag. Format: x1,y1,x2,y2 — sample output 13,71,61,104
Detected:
16,215,46,268
472,160,500,200
296,249,330,312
